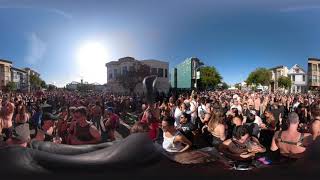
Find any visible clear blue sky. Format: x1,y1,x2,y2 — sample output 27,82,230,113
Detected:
1,0,320,87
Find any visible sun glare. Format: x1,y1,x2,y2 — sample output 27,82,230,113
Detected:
76,42,108,84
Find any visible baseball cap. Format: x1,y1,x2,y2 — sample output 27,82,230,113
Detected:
12,123,31,142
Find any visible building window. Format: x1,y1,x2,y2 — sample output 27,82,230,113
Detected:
151,68,157,75
114,69,118,78
313,64,317,71
129,66,134,72
109,73,113,79
313,75,317,82
122,66,128,75
292,75,295,82
158,68,164,77
165,69,168,78
303,75,305,82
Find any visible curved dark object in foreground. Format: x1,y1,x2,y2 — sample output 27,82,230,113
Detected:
0,135,320,179
143,75,157,105
0,133,161,174
29,140,119,155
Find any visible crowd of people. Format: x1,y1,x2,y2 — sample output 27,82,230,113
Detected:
1,89,320,165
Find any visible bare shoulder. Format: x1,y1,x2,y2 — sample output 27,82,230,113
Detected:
223,139,232,145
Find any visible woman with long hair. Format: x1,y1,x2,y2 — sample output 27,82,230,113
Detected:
207,109,226,148
15,105,29,124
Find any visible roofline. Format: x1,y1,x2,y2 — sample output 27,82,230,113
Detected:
269,65,287,70
11,67,27,73
0,59,13,64
308,57,320,61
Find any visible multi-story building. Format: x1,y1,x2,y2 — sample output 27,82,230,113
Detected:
288,64,307,93
23,67,41,92
105,57,170,94
171,57,202,89
0,59,12,90
11,67,28,91
269,65,289,92
308,57,320,90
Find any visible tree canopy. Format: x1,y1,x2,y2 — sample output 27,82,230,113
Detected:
278,76,292,89
198,66,222,90
246,68,272,86
117,62,151,93
30,74,42,90
6,82,17,92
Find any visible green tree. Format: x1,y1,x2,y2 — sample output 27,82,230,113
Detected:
41,80,47,89
221,82,229,90
47,84,57,91
117,62,151,94
246,68,272,86
198,66,222,89
278,76,292,89
6,82,17,92
30,74,42,90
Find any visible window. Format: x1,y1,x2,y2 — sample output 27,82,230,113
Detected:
122,66,128,75
165,69,168,78
158,68,164,77
313,75,317,82
151,68,157,75
303,75,305,82
109,73,113,79
114,69,118,78
129,66,134,72
292,75,295,82
313,64,317,71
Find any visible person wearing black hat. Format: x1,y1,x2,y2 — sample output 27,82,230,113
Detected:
33,112,59,142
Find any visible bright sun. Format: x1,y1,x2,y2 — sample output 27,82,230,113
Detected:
76,42,108,84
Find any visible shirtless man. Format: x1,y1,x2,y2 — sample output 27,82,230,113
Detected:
271,112,313,159
311,103,320,140
0,97,15,141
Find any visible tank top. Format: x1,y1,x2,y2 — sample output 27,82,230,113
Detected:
74,123,94,142
162,131,184,153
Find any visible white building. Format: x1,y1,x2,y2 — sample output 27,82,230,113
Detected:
105,57,170,94
288,64,307,93
270,65,289,92
23,67,41,92
11,67,28,91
